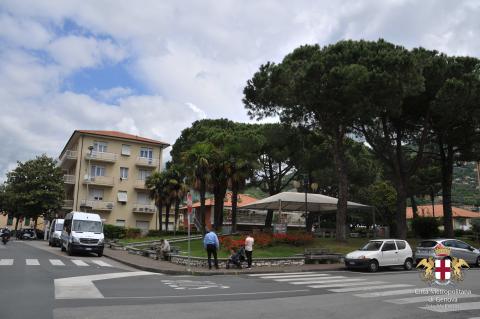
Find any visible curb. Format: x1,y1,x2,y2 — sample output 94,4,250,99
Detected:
104,252,345,276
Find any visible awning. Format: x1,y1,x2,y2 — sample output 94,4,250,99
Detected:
241,192,371,212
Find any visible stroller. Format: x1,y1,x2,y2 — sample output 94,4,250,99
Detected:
226,246,247,269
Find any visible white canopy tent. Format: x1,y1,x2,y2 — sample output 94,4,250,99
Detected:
241,192,371,212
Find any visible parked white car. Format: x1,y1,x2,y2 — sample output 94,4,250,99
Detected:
345,239,413,272
48,218,64,247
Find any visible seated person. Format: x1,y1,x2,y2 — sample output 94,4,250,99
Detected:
226,246,246,269
157,239,171,261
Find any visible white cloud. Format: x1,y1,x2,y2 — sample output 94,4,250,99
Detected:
1,0,480,180
47,35,126,71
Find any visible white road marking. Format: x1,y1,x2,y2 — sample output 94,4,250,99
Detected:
290,278,366,285
273,275,339,282
0,259,13,265
50,259,65,266
261,273,330,279
55,271,161,299
309,281,386,289
71,260,89,266
101,289,311,300
89,260,113,267
26,259,40,266
248,272,316,277
162,280,229,290
355,288,440,298
329,284,413,293
287,276,351,284
420,301,480,313
386,294,479,305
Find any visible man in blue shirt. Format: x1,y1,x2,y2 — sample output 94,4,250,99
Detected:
204,229,219,269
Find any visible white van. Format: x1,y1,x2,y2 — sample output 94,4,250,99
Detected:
61,212,104,257
48,219,64,247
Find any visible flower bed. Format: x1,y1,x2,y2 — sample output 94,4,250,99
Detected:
219,232,314,251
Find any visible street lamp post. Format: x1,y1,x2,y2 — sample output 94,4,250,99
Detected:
85,145,94,212
294,175,318,232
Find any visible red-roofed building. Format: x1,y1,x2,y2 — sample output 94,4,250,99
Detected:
57,130,170,233
180,192,305,231
406,205,480,230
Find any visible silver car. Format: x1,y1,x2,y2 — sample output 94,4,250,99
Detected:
414,239,480,267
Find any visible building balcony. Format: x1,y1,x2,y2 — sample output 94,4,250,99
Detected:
63,174,75,184
59,150,78,166
135,157,159,168
62,200,74,210
80,200,114,211
132,203,156,214
134,180,148,189
82,176,114,187
85,151,117,163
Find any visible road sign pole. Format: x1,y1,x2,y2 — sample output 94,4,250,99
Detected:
187,192,193,272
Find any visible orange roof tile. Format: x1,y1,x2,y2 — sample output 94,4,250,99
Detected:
77,130,169,146
406,205,480,219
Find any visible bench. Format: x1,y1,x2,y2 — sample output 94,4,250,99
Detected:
304,248,343,264
153,245,180,260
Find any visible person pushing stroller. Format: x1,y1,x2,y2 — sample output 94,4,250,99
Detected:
226,246,246,269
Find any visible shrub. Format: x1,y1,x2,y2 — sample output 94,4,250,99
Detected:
411,217,439,238
104,224,126,239
125,227,142,238
146,230,163,237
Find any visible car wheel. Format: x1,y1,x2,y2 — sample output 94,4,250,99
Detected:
369,260,379,272
61,243,66,252
404,258,413,271
476,256,480,268
48,241,52,247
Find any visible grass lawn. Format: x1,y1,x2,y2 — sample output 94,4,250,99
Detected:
120,235,480,256
118,235,194,245
174,237,372,258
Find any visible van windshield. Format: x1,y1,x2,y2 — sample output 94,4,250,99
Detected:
55,223,63,231
73,220,102,233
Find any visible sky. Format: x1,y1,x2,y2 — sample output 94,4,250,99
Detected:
1,0,480,180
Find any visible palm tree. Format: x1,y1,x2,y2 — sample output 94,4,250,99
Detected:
146,171,168,232
182,142,213,234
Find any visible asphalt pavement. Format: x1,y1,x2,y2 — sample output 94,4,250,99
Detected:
2,240,480,319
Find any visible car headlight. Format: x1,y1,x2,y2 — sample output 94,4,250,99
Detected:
98,238,104,244
358,255,369,259
72,237,80,243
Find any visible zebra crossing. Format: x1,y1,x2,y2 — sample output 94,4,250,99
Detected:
0,258,114,267
249,272,480,314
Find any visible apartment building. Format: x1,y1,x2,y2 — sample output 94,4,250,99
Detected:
58,130,169,233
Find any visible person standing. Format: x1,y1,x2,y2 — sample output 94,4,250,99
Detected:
245,233,254,269
204,229,219,269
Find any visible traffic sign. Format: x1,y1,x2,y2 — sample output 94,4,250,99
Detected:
187,192,192,214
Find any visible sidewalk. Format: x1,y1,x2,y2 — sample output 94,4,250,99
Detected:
103,247,345,275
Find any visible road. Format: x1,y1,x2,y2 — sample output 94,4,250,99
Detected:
1,240,480,319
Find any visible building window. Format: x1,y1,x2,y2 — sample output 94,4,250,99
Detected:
138,169,152,181
90,165,106,177
24,218,30,226
137,192,150,204
115,219,126,227
93,141,108,153
121,144,131,156
89,188,104,201
140,147,153,159
136,220,149,233
117,191,128,203
120,167,129,180
7,215,13,226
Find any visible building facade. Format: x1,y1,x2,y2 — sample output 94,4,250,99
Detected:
58,130,169,233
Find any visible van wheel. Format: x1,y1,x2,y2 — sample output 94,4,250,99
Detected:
97,251,103,257
404,258,413,270
61,243,66,252
476,256,480,268
369,260,379,272
48,241,52,247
